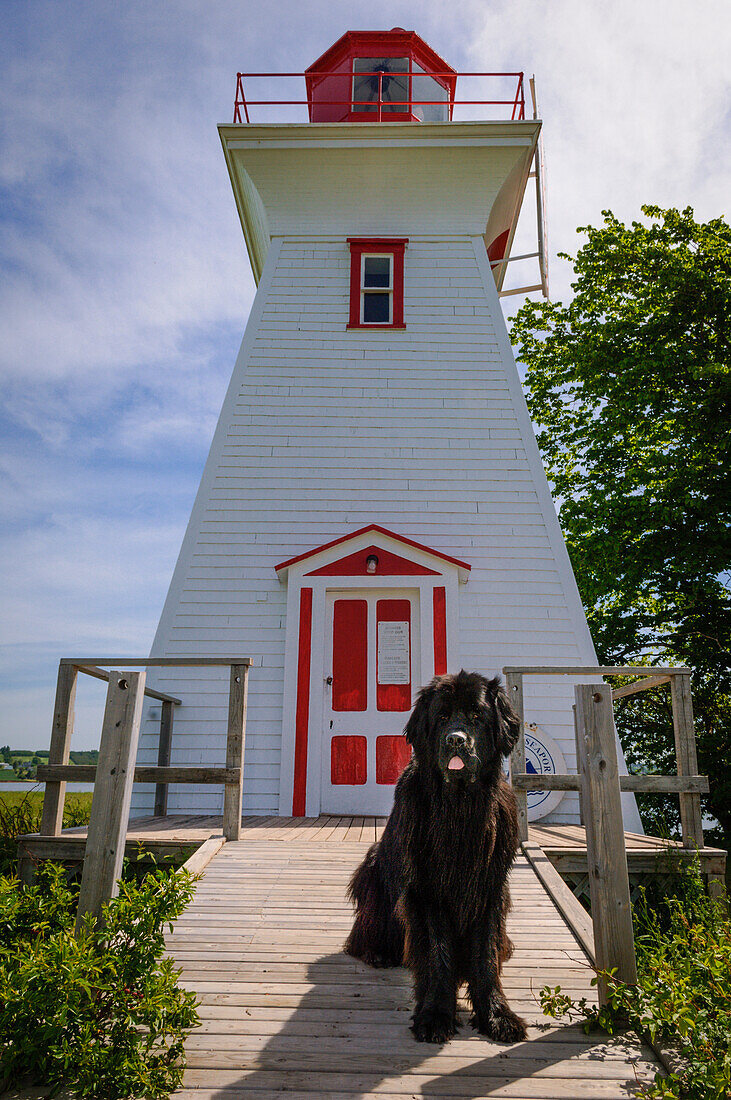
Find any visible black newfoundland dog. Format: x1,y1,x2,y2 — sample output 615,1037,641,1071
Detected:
344,670,527,1045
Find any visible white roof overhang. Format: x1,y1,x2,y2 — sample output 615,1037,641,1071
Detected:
219,120,540,282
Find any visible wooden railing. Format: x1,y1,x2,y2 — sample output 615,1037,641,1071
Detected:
36,657,251,931
503,665,710,1004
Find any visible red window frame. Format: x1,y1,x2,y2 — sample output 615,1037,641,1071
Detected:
347,238,407,329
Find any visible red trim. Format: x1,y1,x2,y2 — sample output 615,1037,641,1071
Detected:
433,586,447,675
307,544,439,577
331,736,368,785
376,736,412,784
276,524,471,574
346,237,410,248
348,241,362,328
332,599,368,711
292,587,313,816
487,229,511,265
347,239,407,329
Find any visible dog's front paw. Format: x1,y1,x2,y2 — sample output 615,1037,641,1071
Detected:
364,950,401,968
500,935,515,963
411,1007,458,1043
471,1006,527,1043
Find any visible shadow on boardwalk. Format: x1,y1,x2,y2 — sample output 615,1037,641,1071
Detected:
184,951,649,1099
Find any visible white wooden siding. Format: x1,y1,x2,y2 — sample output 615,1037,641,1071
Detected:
132,233,634,827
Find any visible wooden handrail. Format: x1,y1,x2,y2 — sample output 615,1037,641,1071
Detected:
38,764,242,785
38,655,253,932
155,699,174,816
41,656,254,837
74,663,182,705
62,657,252,667
502,661,709,1009
511,773,709,794
611,674,672,700
503,662,704,847
503,665,691,676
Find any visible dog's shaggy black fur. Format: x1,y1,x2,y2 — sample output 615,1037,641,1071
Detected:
344,670,527,1045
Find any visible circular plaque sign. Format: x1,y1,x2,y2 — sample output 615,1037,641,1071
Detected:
504,724,567,821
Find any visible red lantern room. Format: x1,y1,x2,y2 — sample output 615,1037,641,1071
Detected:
304,29,457,123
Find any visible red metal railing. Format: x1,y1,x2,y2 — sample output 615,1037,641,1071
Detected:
232,71,525,124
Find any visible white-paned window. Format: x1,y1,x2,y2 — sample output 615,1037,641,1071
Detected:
361,254,393,324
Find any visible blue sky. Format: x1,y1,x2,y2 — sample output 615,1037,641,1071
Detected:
1,0,730,750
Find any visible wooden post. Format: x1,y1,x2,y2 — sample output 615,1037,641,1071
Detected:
222,664,249,841
670,673,704,850
154,699,174,817
575,684,637,1003
707,871,726,900
505,671,528,842
17,853,36,887
573,703,585,826
75,671,146,933
41,662,78,836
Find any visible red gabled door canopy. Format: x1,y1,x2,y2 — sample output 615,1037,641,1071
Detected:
275,524,471,580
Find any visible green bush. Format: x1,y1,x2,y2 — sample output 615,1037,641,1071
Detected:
0,862,199,1099
541,862,731,1099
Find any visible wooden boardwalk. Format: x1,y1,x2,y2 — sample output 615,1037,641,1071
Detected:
36,811,722,854
165,818,663,1099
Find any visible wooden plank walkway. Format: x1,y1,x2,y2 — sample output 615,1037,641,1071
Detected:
166,819,663,1098
51,812,725,855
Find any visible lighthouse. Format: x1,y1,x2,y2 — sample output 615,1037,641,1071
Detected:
132,29,640,829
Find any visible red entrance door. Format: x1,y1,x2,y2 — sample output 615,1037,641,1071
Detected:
322,590,418,814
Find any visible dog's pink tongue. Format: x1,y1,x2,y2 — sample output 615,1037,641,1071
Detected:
447,756,465,771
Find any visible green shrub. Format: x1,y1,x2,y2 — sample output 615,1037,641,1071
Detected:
541,862,731,1099
0,862,199,1099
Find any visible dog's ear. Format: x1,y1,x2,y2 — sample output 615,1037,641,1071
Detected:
489,678,521,758
404,680,438,753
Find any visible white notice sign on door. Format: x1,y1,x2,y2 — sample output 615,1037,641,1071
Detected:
377,621,410,685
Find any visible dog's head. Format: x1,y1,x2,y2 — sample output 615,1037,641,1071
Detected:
404,670,520,784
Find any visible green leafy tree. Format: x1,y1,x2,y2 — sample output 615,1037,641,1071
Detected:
510,205,731,847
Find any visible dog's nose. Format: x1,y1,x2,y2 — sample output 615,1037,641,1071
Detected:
445,731,468,749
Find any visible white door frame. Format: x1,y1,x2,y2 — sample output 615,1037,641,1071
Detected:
321,586,420,815
276,526,468,817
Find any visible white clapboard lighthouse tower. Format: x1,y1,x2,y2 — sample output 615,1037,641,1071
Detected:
133,29,640,828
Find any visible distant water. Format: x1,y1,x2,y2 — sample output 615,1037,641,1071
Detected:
0,782,94,793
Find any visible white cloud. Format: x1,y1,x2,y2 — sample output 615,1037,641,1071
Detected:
470,0,731,301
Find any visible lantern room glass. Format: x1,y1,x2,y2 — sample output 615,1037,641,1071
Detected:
411,63,449,122
351,56,450,120
352,58,408,114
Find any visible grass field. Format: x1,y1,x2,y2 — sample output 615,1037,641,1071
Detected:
0,790,93,815
0,791,93,875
